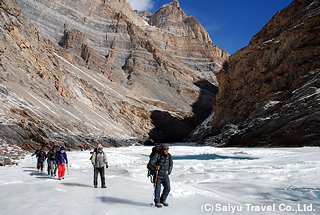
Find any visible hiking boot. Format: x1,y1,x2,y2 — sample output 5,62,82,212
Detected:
155,203,162,208
101,185,107,188
58,178,62,180
161,201,169,206
94,186,97,188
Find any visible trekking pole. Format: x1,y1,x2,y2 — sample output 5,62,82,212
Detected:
67,163,69,175
154,170,158,186
150,183,154,207
150,170,158,207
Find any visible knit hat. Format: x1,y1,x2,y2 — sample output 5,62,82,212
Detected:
161,144,169,150
60,146,65,151
97,144,103,149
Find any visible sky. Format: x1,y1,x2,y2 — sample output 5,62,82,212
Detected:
127,0,293,55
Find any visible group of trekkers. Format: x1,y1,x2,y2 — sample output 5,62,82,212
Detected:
32,143,173,208
32,145,68,180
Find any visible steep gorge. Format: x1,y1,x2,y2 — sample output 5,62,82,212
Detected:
188,0,320,147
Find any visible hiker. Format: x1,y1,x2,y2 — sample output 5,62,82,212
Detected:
91,144,108,188
36,148,47,172
147,144,173,208
31,146,41,157
31,147,40,169
55,146,68,180
47,146,57,177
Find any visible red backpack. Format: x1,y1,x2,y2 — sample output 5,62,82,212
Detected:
149,146,162,159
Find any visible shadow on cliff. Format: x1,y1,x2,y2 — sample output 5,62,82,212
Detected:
148,80,217,143
192,80,218,120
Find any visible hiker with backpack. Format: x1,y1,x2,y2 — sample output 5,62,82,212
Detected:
31,146,41,157
36,148,47,172
47,146,57,177
55,146,68,180
147,144,173,208
91,144,108,188
31,146,40,168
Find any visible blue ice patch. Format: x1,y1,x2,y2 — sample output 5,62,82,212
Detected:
172,154,258,160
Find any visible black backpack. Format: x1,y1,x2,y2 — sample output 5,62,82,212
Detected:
89,148,98,160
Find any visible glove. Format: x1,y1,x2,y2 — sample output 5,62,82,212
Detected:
93,165,96,169
66,160,68,165
106,164,108,169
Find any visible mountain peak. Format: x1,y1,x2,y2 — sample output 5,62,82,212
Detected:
147,0,213,43
151,0,186,24
172,0,180,8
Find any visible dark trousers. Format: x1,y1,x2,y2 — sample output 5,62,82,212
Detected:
94,167,105,187
53,161,57,175
37,161,44,171
47,160,53,175
154,177,171,204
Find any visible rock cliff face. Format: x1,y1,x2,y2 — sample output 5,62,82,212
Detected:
188,0,320,146
0,0,228,151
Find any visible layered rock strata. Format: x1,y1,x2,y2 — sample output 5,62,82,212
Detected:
1,0,228,151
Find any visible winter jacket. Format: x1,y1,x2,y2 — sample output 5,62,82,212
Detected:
91,151,108,168
36,151,47,163
47,150,56,162
55,151,68,165
148,152,173,180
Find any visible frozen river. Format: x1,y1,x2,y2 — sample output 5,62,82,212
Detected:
1,145,320,214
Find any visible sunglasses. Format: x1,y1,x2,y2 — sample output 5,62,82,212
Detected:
163,148,169,150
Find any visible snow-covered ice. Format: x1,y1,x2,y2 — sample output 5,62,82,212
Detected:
1,145,320,214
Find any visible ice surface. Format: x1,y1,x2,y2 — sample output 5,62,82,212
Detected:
1,145,320,214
